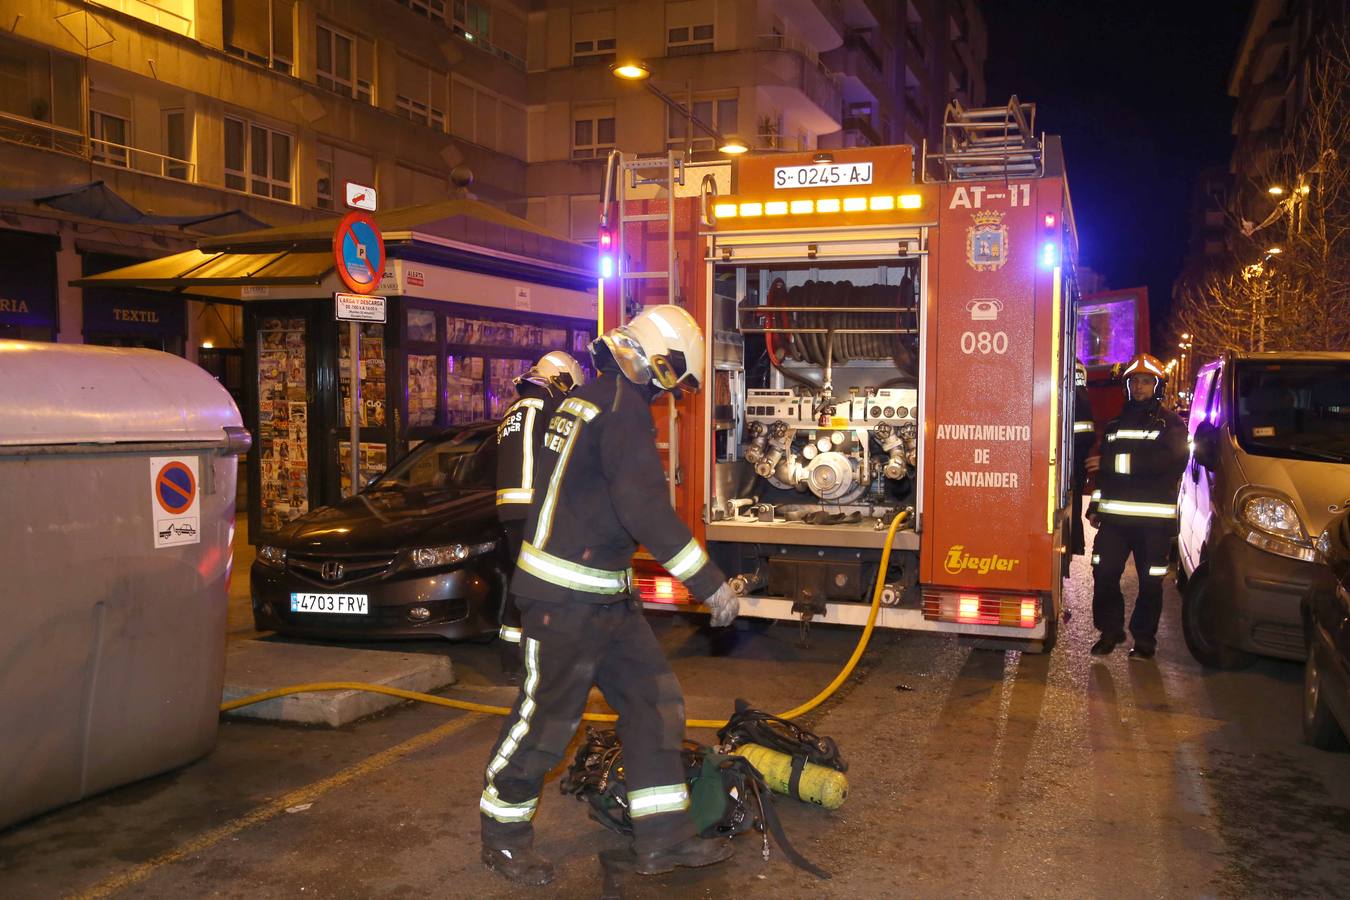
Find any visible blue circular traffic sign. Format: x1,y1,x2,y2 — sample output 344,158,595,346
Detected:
155,461,196,515
333,211,385,294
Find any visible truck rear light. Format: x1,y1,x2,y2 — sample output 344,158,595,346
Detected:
636,574,690,605
923,592,1040,628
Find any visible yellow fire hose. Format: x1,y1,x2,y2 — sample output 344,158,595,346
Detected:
220,510,910,730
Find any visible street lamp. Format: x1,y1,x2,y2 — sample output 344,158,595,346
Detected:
1266,245,1283,255
610,60,747,157
1268,185,1285,196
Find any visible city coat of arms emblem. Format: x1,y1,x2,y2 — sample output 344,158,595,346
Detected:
966,210,1009,271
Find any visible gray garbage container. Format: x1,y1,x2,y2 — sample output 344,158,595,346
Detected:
0,341,251,829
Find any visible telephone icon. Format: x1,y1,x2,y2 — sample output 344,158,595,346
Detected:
966,298,1003,322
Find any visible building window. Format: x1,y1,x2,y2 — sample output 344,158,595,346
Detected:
224,116,292,202
573,37,616,65
317,22,373,103
224,0,295,75
667,96,736,151
0,34,84,152
453,1,491,41
394,0,447,20
667,23,713,56
162,108,191,180
316,142,375,210
89,109,130,168
572,114,615,159
396,56,448,131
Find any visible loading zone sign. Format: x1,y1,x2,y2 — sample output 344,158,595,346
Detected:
152,456,201,548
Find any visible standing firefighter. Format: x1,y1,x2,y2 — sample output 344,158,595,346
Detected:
1086,354,1188,659
1067,361,1097,575
479,305,741,885
494,351,584,675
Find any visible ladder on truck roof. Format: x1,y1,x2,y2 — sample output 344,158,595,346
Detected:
922,96,1044,182
599,150,687,505
601,150,686,317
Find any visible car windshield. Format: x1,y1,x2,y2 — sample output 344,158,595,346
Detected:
1234,360,1350,463
369,428,494,496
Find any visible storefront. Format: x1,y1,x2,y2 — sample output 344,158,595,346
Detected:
0,230,60,341
74,199,597,541
82,251,187,353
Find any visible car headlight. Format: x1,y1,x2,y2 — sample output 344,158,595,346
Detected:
1241,495,1304,539
407,541,497,569
257,545,287,567
1238,494,1316,562
1315,527,1332,563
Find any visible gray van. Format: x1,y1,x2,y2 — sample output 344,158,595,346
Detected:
1177,351,1349,668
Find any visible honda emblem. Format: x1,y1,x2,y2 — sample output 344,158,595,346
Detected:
321,561,345,582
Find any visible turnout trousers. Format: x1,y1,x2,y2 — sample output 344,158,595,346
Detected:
1091,522,1171,650
479,593,695,855
497,521,525,671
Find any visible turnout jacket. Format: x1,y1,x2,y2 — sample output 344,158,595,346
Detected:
1071,384,1096,488
1087,398,1188,531
495,384,556,525
512,370,725,604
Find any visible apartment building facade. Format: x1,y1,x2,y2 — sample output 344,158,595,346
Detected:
0,0,985,357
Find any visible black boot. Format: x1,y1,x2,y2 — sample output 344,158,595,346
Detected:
633,836,735,876
1090,633,1124,656
1128,643,1156,660
482,845,555,886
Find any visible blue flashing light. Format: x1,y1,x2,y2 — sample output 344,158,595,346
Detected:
1040,241,1059,269
600,255,614,279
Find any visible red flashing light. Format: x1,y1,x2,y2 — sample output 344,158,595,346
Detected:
1043,212,1057,230
599,229,613,249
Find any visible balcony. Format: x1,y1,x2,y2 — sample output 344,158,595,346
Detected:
841,114,881,146
770,0,845,52
825,31,889,106
754,35,845,133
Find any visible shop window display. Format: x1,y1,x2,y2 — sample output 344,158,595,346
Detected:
256,316,310,532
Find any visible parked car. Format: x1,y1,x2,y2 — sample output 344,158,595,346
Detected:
1304,510,1350,750
251,422,511,641
1176,351,1349,668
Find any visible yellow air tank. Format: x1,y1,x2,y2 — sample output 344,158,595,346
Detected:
732,743,849,810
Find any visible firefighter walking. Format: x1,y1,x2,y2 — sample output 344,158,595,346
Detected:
479,305,741,886
494,350,584,676
1086,354,1188,659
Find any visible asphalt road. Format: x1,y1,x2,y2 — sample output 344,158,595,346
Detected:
3,547,1350,899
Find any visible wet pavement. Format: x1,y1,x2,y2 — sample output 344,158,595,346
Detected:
3,541,1350,899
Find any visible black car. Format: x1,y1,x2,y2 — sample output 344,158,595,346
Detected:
250,422,510,641
1304,510,1350,750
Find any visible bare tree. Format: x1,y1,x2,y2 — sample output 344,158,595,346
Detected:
1172,23,1350,357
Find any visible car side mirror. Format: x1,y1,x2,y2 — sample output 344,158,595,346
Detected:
1193,422,1219,469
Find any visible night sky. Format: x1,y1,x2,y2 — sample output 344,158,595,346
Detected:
982,0,1249,334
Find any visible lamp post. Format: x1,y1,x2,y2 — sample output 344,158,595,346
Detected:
610,61,748,156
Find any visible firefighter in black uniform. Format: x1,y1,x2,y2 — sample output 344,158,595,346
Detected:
1086,353,1188,659
494,350,585,675
479,305,741,886
1066,361,1097,575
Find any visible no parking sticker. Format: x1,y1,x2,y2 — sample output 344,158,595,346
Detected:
151,456,201,548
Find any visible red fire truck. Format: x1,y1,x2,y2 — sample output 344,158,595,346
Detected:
599,99,1079,651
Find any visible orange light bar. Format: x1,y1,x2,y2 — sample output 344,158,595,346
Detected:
765,200,788,216
790,199,814,214
898,193,922,209
714,203,738,218
739,202,763,217
816,198,841,213
843,197,867,212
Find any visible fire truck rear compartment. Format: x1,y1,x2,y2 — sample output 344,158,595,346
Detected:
706,259,924,608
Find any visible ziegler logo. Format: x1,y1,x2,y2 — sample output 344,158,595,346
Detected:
943,545,1020,576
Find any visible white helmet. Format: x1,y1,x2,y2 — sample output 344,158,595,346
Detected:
517,350,585,395
593,304,705,393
